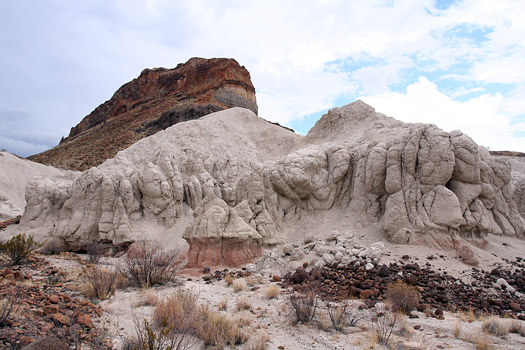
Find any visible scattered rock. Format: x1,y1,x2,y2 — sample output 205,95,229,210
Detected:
50,313,70,326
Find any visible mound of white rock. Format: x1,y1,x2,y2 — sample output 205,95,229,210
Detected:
252,230,385,275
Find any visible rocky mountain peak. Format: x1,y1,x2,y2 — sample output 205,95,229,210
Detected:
29,57,258,170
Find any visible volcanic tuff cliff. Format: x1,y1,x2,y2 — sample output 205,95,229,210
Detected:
28,57,258,171
11,102,525,267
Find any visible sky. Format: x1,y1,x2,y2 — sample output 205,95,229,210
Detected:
0,0,524,157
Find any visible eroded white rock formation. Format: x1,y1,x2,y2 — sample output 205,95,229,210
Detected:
0,151,77,221
7,102,525,266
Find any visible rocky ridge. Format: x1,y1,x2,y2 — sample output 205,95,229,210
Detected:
28,57,258,171
7,101,525,267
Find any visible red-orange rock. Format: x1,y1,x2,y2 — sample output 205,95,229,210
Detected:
18,336,34,345
360,289,374,299
43,305,59,315
76,313,93,328
50,313,70,326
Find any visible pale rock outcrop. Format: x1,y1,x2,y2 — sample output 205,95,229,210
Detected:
0,151,76,221
185,193,263,267
7,101,525,266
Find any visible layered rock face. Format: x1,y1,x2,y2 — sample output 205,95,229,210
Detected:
12,102,525,266
28,57,257,171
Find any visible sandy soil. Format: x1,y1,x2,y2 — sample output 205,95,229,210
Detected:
41,230,525,350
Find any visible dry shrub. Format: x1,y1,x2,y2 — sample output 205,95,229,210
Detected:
482,316,509,337
196,304,248,348
289,290,318,324
385,280,421,314
39,237,66,255
217,299,228,311
475,331,490,350
453,321,462,338
237,316,252,327
236,297,252,311
224,274,234,286
395,315,410,337
370,309,400,345
245,276,258,287
0,296,16,327
152,290,248,349
84,264,119,300
233,279,245,292
126,317,195,350
509,320,525,337
87,242,105,264
248,333,269,350
154,290,198,332
459,308,477,322
264,285,280,300
135,290,159,307
326,300,363,331
120,240,181,288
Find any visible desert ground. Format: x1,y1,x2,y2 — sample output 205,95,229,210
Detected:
1,223,524,350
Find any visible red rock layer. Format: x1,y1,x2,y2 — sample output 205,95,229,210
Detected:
186,239,262,268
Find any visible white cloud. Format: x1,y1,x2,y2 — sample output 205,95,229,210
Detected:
360,77,525,151
1,0,525,155
471,54,525,84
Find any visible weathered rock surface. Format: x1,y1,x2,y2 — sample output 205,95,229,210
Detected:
28,57,258,171
0,151,76,221
9,101,525,266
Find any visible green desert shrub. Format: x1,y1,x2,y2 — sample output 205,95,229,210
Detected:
0,233,39,265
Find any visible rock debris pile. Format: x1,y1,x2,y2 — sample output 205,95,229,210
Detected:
0,257,107,349
283,255,525,319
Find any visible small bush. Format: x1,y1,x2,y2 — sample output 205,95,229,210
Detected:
245,276,257,286
0,296,16,327
385,280,421,314
370,310,400,345
248,334,269,350
264,285,280,300
154,290,198,333
126,318,195,350
196,304,248,348
236,297,252,311
217,299,228,311
135,291,159,307
289,290,318,324
153,290,248,349
224,274,234,286
233,279,245,292
84,264,120,300
326,300,363,331
509,320,525,337
475,331,490,350
482,316,509,337
453,321,462,338
0,233,39,264
87,242,106,264
120,240,181,288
